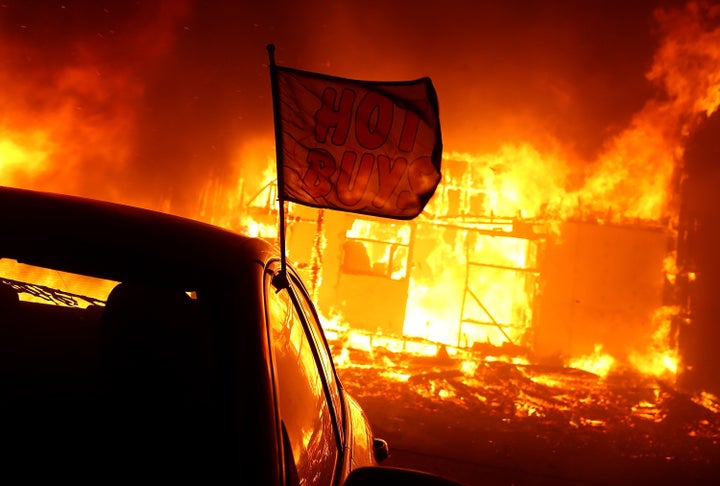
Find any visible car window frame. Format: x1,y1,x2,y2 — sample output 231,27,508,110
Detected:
285,271,346,446
264,261,345,484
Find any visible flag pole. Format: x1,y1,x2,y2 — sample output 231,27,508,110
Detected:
267,43,289,289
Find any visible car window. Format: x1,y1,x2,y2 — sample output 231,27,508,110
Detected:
266,272,337,486
0,258,118,305
288,274,345,445
0,258,218,470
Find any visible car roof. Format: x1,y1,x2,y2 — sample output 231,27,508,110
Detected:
0,185,279,286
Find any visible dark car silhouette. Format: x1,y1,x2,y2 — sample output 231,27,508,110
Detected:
0,185,461,485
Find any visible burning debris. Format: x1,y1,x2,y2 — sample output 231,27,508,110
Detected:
332,331,720,482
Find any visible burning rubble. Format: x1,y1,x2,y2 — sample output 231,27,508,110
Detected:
330,331,720,477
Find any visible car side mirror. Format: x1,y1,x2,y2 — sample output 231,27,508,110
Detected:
373,438,389,462
343,466,465,486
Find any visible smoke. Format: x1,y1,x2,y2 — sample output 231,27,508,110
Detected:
0,0,703,216
0,0,195,207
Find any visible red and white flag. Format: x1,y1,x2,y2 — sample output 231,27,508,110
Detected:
270,64,442,220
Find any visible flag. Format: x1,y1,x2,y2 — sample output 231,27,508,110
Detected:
270,63,442,220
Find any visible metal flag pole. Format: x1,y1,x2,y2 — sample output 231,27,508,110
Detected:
267,43,289,289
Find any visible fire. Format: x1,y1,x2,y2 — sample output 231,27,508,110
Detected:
568,345,616,378
628,306,681,378
403,218,534,348
0,131,52,182
441,143,570,219
0,50,138,199
649,0,720,117
0,1,194,210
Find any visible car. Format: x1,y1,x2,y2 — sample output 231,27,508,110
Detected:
0,185,462,485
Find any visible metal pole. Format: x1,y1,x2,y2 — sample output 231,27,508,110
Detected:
267,43,289,288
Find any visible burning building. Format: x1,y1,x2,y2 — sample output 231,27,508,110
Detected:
273,155,676,368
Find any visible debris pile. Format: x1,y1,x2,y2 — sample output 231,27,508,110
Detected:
333,336,720,484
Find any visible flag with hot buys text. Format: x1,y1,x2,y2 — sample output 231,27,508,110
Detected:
272,65,442,220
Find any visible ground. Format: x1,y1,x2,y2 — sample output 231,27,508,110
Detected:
335,343,720,486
